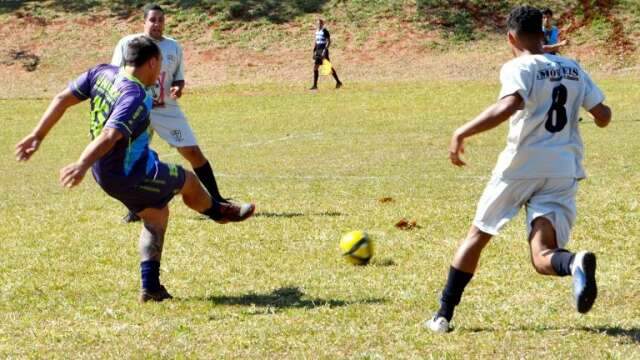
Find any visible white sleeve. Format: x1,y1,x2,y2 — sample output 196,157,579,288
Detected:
581,70,605,110
111,38,127,66
498,61,532,103
173,43,185,82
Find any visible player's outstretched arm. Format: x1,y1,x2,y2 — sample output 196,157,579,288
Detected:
448,93,523,166
15,88,83,162
60,127,123,188
588,103,612,128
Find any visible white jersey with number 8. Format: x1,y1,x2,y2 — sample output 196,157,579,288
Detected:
493,54,604,180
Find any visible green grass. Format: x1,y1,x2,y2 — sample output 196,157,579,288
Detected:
1,79,639,358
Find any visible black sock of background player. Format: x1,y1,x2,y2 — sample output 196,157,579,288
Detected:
436,266,474,322
550,249,575,276
332,69,341,84
313,70,319,87
194,161,225,203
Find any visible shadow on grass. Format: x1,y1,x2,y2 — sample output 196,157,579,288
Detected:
182,286,386,312
583,326,640,344
370,258,397,267
193,211,344,220
461,325,640,343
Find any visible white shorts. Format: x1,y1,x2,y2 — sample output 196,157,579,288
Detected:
473,177,578,248
150,107,198,147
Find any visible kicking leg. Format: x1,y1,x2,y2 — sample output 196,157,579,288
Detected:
180,170,255,223
427,226,492,332
137,206,172,303
177,145,226,203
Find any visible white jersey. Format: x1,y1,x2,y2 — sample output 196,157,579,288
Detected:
493,54,604,179
111,34,185,112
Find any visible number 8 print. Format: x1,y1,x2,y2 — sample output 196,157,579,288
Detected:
545,84,568,133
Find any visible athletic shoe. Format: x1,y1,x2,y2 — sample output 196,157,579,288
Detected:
139,285,173,303
309,86,318,90
214,201,256,224
336,82,343,89
571,251,597,313
424,315,451,333
122,211,141,223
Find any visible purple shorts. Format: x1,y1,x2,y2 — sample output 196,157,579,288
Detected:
97,161,186,214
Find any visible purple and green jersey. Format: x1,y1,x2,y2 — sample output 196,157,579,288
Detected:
69,64,158,187
69,64,185,212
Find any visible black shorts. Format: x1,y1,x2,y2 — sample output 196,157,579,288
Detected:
314,47,329,65
97,161,186,214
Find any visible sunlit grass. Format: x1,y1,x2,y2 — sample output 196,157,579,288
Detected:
1,79,639,358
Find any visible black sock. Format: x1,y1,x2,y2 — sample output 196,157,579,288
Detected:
332,69,341,84
313,70,319,87
140,260,161,291
550,250,575,277
437,266,474,321
194,161,224,202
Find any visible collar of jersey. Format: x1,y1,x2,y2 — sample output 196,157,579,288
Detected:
119,70,145,87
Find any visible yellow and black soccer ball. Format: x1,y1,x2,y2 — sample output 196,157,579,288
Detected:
339,230,374,265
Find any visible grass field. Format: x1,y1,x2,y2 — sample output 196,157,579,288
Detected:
1,79,639,358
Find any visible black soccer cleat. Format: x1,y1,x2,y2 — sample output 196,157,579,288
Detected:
139,285,173,303
211,201,256,224
571,251,597,314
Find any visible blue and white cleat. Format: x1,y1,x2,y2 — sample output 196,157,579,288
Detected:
571,251,597,314
424,315,451,333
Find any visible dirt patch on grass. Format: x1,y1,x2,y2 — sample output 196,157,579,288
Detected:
0,49,40,71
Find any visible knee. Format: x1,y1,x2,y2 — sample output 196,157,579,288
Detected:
462,227,492,251
179,146,206,166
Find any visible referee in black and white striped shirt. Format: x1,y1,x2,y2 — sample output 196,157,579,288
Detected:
310,19,342,90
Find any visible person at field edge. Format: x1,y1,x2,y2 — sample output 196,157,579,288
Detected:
310,18,342,90
542,8,568,55
15,36,255,303
111,3,254,223
425,6,612,333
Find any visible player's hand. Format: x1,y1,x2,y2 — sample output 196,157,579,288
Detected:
59,162,88,188
15,133,41,162
448,132,466,167
170,86,182,99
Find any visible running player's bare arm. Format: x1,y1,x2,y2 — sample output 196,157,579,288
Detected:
449,94,523,167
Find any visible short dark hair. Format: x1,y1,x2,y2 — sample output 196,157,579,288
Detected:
143,3,164,19
124,36,161,67
507,6,543,36
541,8,553,16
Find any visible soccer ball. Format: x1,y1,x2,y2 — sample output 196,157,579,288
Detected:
340,230,374,265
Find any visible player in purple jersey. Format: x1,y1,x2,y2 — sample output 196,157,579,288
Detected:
15,36,255,303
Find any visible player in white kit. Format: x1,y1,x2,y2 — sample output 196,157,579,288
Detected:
112,4,254,223
425,6,612,333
